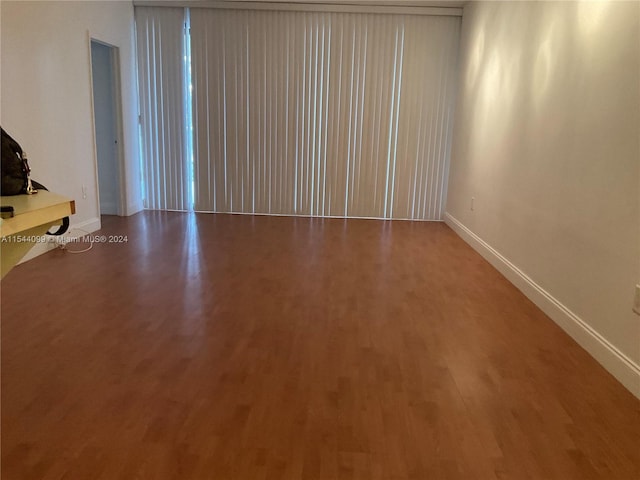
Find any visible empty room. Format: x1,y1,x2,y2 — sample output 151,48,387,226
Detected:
1,0,639,478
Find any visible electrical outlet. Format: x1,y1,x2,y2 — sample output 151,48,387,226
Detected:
471,197,475,211
82,185,87,199
633,285,640,316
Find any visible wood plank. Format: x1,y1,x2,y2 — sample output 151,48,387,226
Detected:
1,212,639,479
1,191,75,238
0,191,75,278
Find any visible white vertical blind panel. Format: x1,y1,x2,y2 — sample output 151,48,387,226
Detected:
136,7,190,211
191,9,459,219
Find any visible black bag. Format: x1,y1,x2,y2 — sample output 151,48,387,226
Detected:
1,127,69,235
1,127,40,195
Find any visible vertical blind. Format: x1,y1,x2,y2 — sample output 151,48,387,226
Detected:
190,9,459,219
136,6,460,219
136,7,190,211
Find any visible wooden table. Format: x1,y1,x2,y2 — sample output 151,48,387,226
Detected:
0,191,75,278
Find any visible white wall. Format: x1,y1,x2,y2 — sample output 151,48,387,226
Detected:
1,0,143,233
446,1,640,395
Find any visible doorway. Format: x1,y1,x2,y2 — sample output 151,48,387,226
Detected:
90,40,122,216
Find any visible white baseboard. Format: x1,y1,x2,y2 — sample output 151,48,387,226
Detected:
444,212,640,399
19,217,102,264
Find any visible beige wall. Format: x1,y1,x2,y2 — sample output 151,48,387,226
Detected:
1,0,142,228
446,0,640,391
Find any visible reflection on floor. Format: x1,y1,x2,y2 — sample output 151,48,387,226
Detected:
2,211,639,479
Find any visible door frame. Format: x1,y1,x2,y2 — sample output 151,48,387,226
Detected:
88,35,127,216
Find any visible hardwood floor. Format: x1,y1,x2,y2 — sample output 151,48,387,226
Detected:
2,211,639,480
